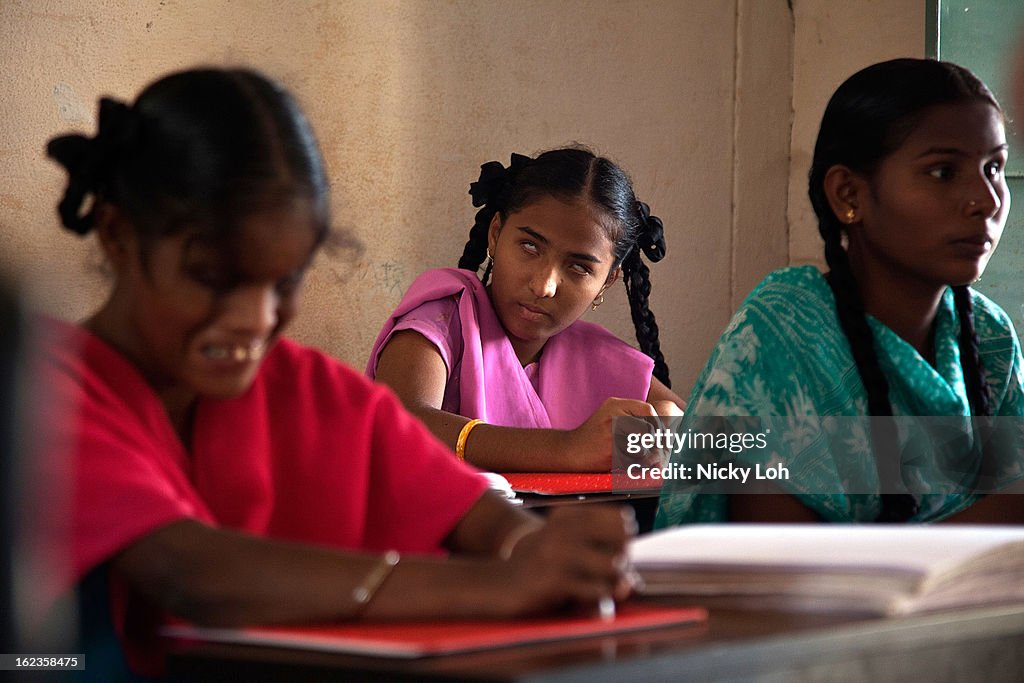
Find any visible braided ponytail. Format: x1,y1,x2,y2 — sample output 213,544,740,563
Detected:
952,286,992,417
622,202,671,387
820,222,892,416
819,211,916,522
953,285,1000,492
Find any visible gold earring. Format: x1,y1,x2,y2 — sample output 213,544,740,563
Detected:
591,293,605,311
484,248,494,270
845,208,856,223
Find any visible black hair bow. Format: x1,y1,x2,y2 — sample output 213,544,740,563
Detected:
46,98,140,235
636,201,666,262
468,153,532,208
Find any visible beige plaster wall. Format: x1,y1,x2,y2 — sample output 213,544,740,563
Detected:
0,0,925,396
732,0,793,309
788,0,927,267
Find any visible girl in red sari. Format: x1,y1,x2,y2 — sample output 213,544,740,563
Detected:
42,67,635,678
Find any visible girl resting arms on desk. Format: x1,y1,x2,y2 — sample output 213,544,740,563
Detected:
655,58,1024,526
41,68,636,677
368,148,685,472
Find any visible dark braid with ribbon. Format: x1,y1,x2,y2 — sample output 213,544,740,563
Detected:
622,201,670,386
809,59,1001,522
458,147,671,387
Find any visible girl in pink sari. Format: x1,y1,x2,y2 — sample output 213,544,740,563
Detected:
369,149,684,472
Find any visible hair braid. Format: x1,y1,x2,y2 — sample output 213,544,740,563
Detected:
822,219,918,521
622,201,670,387
821,226,892,416
952,285,1000,492
952,285,992,417
457,204,495,276
622,248,670,387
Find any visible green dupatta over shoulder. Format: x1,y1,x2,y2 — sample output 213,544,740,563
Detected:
655,266,1024,525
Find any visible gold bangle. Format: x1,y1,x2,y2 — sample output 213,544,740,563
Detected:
455,419,485,461
352,550,399,615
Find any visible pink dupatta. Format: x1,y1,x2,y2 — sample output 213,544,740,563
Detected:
367,268,653,429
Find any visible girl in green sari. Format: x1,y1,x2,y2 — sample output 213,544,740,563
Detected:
656,58,1024,525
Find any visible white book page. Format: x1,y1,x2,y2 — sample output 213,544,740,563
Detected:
630,525,1024,578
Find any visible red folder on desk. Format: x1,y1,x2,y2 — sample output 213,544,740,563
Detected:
162,603,705,658
502,472,661,496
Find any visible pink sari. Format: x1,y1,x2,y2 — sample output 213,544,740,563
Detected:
367,268,653,429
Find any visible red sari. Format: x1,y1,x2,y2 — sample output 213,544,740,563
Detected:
39,317,487,672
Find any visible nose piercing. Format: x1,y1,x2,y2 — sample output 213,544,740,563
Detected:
968,200,977,207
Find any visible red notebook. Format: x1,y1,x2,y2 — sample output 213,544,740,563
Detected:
502,472,662,496
162,603,705,658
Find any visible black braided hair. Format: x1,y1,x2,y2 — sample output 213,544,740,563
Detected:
622,202,670,386
953,285,992,417
808,58,1001,521
459,147,672,387
47,68,329,257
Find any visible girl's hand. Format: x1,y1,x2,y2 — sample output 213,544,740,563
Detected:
563,397,657,471
651,399,684,417
492,505,637,617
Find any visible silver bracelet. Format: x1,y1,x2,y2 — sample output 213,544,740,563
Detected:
352,550,400,614
498,523,541,560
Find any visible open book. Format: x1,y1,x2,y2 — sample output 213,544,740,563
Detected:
162,603,705,659
630,524,1024,616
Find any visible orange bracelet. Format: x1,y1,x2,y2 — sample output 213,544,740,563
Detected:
455,419,484,461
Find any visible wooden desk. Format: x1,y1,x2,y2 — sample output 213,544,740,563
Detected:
166,601,1024,682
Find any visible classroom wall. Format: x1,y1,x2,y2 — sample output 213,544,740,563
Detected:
788,0,927,266
0,0,922,395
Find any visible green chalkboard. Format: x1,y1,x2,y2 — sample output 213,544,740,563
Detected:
935,1,1024,338
936,0,1024,176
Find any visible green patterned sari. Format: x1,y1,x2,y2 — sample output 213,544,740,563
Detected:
655,266,1024,525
